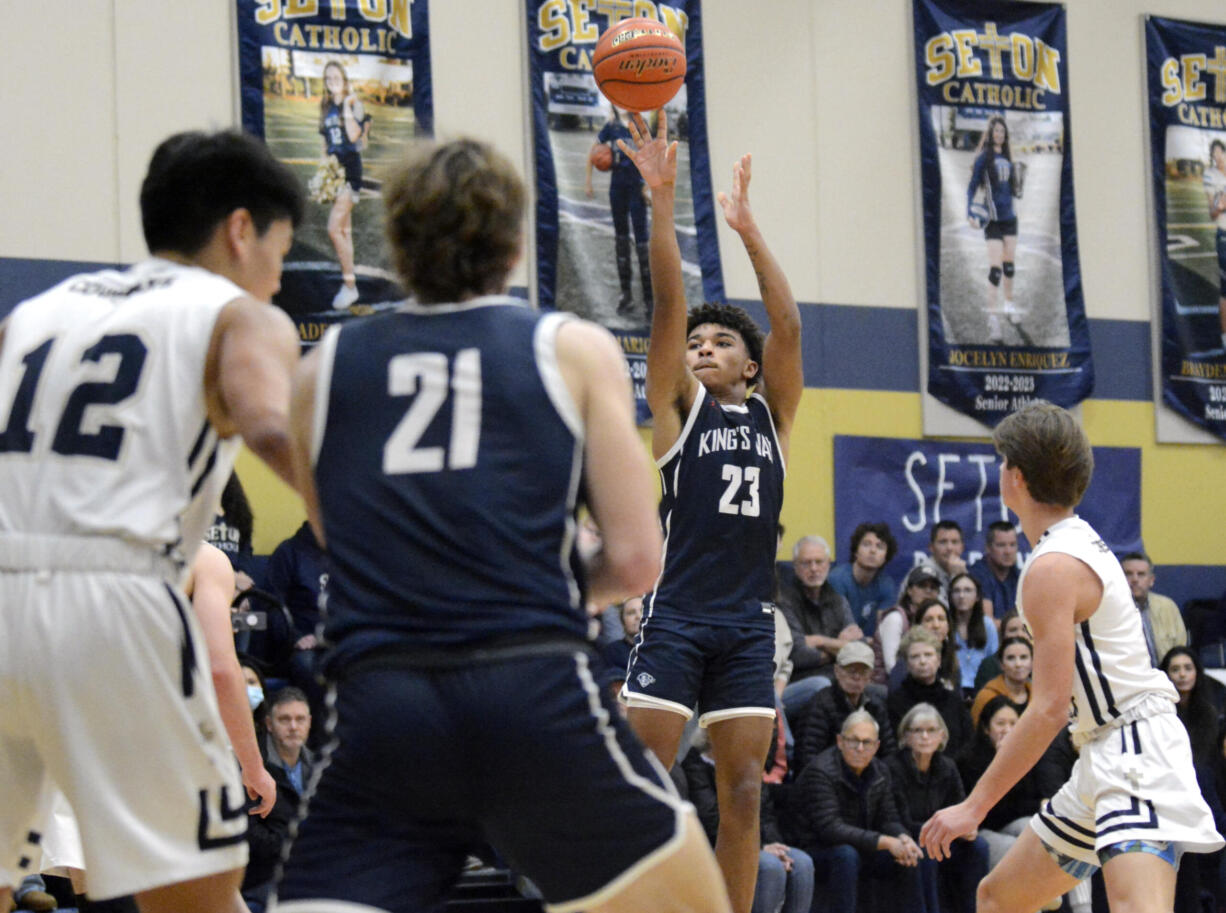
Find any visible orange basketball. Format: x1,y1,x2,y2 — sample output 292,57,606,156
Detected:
592,17,686,113
589,142,613,172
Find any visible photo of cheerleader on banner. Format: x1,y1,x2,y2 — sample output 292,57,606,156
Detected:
237,0,432,341
914,0,1093,432
527,0,721,422
1146,16,1226,442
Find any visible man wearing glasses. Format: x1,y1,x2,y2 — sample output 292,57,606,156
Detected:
793,641,896,774
790,710,924,913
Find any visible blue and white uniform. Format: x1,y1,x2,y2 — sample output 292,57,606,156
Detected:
320,100,362,193
1203,166,1226,293
1021,517,1222,868
623,384,785,726
276,297,688,913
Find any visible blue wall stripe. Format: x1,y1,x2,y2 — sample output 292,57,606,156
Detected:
0,256,1165,403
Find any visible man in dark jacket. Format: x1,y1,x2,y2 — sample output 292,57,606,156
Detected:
790,711,924,913
792,640,896,775
242,687,315,913
778,536,861,723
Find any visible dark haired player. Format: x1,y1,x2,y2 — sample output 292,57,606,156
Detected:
618,115,803,913
275,138,730,913
0,129,303,913
921,402,1222,913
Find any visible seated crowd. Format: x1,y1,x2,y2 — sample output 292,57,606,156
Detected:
22,491,1202,913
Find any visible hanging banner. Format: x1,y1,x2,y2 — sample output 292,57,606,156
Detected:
833,435,1142,586
237,0,432,342
527,0,721,422
914,0,1092,430
1146,16,1226,442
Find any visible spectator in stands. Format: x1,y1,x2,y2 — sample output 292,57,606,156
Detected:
956,695,1045,869
885,703,988,913
888,626,973,755
920,520,967,594
970,636,1033,727
681,730,815,913
950,572,998,695
1161,646,1221,764
968,520,1020,619
791,710,924,913
242,687,314,913
239,654,268,732
1122,551,1188,667
265,520,328,719
878,565,942,677
600,595,642,689
794,641,896,775
827,522,898,639
973,609,1028,690
914,598,961,691
778,535,861,720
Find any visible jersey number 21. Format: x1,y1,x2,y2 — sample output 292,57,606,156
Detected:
383,349,482,474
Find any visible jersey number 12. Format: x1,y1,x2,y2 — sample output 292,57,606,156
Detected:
383,349,482,474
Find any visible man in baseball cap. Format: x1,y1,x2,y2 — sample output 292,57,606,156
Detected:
793,640,895,773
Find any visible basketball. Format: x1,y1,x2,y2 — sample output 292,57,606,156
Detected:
592,17,686,113
590,142,613,172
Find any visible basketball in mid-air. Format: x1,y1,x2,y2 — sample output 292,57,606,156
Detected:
592,17,686,113
589,143,613,172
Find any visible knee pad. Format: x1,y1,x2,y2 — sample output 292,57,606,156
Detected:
989,266,1002,287
1002,261,1015,278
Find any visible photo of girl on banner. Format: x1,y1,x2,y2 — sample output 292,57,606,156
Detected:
1146,16,1226,441
527,1,722,332
237,0,432,335
914,0,1093,431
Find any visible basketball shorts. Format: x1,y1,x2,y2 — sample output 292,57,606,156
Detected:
1032,695,1224,868
620,614,777,726
0,537,247,900
275,646,690,913
984,217,1018,242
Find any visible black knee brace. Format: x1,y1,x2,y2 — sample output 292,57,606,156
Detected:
1002,261,1015,278
989,266,1002,287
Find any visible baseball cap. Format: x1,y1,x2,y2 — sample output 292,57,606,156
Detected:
906,565,942,587
836,640,875,668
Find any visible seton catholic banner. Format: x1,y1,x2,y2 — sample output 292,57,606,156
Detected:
1146,16,1226,442
526,0,721,422
237,0,432,341
914,0,1093,431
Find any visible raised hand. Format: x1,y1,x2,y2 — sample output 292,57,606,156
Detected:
717,154,757,234
618,112,677,189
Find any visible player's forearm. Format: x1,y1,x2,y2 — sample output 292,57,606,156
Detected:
738,224,799,338
213,663,265,776
649,185,684,310
964,699,1066,819
244,424,297,489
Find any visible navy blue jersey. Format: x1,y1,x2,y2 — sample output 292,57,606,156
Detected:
648,386,784,632
597,119,643,189
967,149,1015,223
311,298,588,670
321,101,359,157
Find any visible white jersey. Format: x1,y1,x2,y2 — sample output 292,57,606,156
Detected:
0,258,242,570
1018,515,1177,737
1203,166,1226,230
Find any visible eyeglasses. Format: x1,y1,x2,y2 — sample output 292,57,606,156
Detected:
907,726,941,737
841,737,878,750
837,665,872,679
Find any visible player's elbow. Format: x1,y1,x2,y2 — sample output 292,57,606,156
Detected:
242,424,296,483
603,539,661,596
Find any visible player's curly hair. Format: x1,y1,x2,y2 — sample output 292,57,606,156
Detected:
687,303,765,384
384,139,523,304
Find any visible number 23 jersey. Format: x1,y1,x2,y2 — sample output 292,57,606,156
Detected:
649,385,785,632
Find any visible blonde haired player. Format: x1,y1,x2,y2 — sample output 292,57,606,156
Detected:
921,401,1222,913
0,129,302,913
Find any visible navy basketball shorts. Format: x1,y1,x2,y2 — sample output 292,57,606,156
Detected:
621,614,777,726
275,647,688,913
